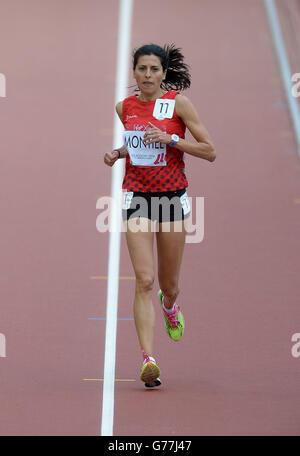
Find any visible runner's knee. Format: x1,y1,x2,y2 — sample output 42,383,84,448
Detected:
136,274,155,294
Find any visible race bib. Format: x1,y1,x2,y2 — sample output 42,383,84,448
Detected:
153,99,175,120
180,192,191,216
122,191,134,210
123,130,166,166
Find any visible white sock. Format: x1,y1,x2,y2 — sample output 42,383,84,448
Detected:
143,355,156,365
162,296,176,313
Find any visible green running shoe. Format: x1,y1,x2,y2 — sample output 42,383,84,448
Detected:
158,290,184,341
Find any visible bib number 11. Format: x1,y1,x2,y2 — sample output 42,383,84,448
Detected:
153,99,175,119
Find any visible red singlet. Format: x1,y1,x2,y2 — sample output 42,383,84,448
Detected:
122,90,188,192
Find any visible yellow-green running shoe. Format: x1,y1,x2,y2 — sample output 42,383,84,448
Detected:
158,290,184,341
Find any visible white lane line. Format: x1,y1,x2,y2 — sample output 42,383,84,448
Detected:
100,0,134,437
264,0,300,158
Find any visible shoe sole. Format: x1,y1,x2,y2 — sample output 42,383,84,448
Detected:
140,361,161,383
145,378,162,388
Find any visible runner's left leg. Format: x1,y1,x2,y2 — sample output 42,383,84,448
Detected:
156,220,186,310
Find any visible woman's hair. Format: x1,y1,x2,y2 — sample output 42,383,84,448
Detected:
132,43,191,91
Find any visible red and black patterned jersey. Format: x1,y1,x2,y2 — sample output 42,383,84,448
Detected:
121,90,188,192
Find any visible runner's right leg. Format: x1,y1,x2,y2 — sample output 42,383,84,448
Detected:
125,217,156,358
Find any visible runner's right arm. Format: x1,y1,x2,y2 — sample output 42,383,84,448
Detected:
115,101,128,159
103,101,128,166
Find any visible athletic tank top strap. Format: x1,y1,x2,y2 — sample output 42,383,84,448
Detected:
163,90,180,99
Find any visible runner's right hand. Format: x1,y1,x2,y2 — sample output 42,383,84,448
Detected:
104,150,119,167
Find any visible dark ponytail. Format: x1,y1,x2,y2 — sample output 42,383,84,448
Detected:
132,43,191,92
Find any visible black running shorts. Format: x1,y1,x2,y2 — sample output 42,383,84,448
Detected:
122,188,191,223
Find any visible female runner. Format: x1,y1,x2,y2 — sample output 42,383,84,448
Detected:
104,43,215,387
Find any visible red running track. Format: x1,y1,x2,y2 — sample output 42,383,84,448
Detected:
0,0,300,436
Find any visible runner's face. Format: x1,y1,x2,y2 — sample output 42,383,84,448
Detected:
134,54,166,94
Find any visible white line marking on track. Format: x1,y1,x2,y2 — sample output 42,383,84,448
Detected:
264,0,300,158
100,0,134,437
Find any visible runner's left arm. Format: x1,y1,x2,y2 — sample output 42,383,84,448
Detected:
171,95,216,162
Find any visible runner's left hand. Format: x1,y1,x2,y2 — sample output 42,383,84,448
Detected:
143,122,171,145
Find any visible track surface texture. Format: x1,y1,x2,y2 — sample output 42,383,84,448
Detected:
0,0,300,436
